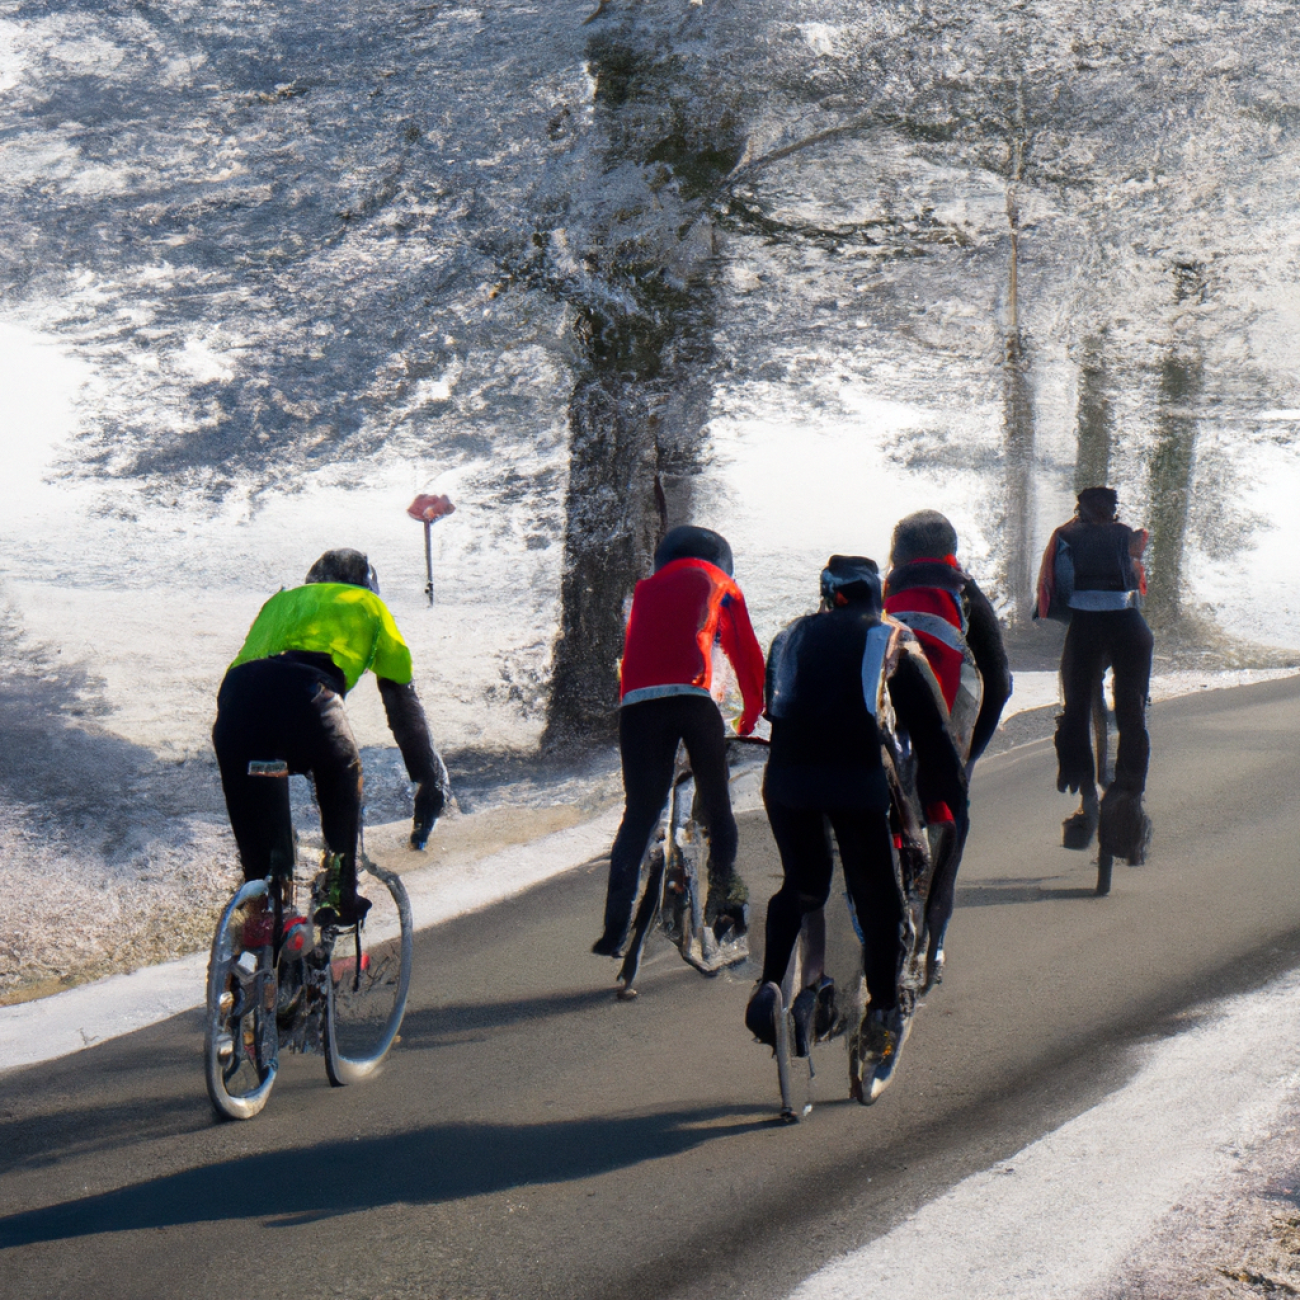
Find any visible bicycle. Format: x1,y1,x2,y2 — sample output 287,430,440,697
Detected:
614,734,766,1000
1062,672,1120,895
203,760,414,1121
763,737,936,1119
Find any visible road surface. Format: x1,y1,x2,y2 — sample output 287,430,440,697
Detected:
3,678,1300,1299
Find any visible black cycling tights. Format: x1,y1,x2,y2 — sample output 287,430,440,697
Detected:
213,657,364,893
1056,608,1154,794
604,695,738,936
762,798,901,1011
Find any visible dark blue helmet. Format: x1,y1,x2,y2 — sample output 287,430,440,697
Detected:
820,554,881,612
653,525,734,576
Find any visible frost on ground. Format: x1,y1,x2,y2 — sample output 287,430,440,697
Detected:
1097,1098,1300,1300
0,587,621,1005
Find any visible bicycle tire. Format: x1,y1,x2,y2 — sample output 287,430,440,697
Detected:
205,879,280,1121
617,845,666,999
324,858,413,1085
1096,849,1114,897
773,984,799,1123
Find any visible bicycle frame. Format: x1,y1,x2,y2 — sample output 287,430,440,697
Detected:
615,735,762,998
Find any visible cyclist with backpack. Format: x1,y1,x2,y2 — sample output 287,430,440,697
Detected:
1036,486,1153,863
745,555,966,1104
883,510,1011,988
212,548,450,928
592,525,765,959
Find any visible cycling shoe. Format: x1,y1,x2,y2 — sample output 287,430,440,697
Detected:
315,893,372,929
745,981,780,1049
791,977,842,1056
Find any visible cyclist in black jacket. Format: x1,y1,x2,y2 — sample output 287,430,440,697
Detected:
746,556,966,1104
1036,486,1153,863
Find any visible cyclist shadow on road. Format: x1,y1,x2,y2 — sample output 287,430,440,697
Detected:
0,1105,770,1249
395,986,617,1046
956,878,1100,906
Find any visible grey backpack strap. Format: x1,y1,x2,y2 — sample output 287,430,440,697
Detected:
888,609,968,655
861,624,892,717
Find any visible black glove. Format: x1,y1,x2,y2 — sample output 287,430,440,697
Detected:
411,779,445,850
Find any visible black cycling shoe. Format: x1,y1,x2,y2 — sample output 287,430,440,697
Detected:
791,977,842,1056
315,893,372,929
745,981,780,1049
591,931,625,957
790,985,817,1058
1100,786,1150,863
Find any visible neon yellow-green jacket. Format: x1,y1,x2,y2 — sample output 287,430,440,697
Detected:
230,583,413,692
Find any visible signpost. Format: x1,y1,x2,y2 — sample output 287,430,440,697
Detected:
406,493,455,606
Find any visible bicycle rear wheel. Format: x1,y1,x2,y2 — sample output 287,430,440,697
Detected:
617,842,666,999
205,879,280,1121
1096,849,1114,897
324,858,413,1085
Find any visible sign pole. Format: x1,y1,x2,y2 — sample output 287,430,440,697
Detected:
406,493,456,608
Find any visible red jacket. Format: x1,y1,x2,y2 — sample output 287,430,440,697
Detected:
618,558,766,735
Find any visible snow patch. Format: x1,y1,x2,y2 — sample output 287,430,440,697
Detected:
789,970,1300,1300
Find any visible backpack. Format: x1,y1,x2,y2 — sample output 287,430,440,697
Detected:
882,588,983,762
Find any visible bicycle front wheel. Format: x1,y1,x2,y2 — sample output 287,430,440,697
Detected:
205,879,280,1121
324,858,413,1086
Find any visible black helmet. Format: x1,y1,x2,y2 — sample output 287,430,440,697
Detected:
305,548,380,594
653,525,734,576
1077,486,1119,522
820,555,881,611
890,510,959,568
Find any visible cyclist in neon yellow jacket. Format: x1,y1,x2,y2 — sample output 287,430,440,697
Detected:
213,548,449,925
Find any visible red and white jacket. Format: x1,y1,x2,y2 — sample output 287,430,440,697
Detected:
618,557,766,735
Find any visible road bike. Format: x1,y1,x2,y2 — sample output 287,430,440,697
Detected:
1062,673,1132,895
615,735,766,1000
203,761,414,1120
763,741,936,1119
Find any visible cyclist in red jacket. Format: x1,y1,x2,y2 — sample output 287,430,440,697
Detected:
593,526,766,958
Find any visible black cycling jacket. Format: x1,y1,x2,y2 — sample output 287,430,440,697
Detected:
763,606,966,814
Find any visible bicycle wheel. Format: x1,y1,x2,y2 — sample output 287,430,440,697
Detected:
617,841,666,1000
1096,849,1114,897
205,879,280,1121
324,857,413,1085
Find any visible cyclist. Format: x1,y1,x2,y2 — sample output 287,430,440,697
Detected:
212,548,450,927
592,525,765,958
1035,486,1153,862
746,555,966,1102
883,510,1011,987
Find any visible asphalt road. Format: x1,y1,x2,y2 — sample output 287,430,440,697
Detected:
4,678,1300,1300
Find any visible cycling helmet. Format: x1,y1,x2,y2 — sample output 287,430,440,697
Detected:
305,548,381,594
653,525,734,576
820,554,882,611
890,510,959,567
